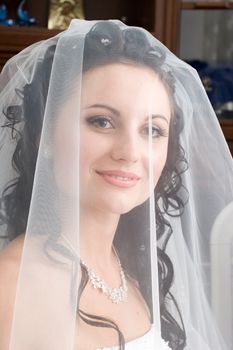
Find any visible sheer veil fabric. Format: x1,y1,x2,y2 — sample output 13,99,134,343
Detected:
0,19,232,350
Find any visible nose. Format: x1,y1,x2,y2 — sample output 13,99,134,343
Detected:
111,131,139,163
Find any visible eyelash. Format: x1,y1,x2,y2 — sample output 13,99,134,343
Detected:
142,126,168,138
86,116,113,129
86,116,168,138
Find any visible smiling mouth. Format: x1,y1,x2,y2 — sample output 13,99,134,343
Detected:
96,170,141,188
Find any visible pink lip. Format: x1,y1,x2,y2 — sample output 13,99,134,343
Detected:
96,170,141,188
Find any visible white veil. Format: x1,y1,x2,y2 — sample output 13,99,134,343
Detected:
0,19,233,350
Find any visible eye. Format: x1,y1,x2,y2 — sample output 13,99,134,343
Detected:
86,116,114,129
142,125,168,139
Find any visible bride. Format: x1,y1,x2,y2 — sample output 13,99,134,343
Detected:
0,20,232,350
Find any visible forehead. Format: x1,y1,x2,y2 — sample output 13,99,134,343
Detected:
81,63,172,117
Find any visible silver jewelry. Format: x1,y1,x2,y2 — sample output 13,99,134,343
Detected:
100,38,111,46
81,250,128,304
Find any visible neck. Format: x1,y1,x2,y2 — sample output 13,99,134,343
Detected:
79,206,120,268
59,201,120,268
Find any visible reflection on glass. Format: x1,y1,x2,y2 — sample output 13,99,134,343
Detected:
179,10,233,119
180,10,233,64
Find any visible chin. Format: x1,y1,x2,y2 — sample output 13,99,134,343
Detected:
104,197,148,215
81,188,149,215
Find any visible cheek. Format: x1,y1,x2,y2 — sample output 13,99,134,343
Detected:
79,132,95,170
79,131,113,172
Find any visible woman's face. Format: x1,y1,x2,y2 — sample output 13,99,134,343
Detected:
53,63,171,214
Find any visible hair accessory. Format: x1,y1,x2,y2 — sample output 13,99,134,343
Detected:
81,251,128,304
100,38,111,46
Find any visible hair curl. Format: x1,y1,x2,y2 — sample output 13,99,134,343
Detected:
1,21,188,349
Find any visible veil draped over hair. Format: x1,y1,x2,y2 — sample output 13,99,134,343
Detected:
0,19,233,350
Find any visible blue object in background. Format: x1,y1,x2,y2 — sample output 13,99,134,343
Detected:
0,2,16,26
0,0,37,27
17,0,37,26
188,60,233,119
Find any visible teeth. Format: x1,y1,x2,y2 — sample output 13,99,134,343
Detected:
111,175,132,181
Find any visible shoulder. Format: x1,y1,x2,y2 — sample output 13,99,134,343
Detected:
0,234,24,350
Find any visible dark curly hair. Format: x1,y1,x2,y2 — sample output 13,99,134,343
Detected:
1,21,188,349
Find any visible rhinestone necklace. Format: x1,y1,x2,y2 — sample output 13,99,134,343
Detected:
81,251,128,304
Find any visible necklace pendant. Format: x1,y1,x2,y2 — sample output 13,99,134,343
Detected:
81,256,128,304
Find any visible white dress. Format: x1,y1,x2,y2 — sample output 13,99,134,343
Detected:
97,325,171,350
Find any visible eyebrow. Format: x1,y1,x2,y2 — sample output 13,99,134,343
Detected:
148,114,169,125
85,103,169,124
85,104,120,117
